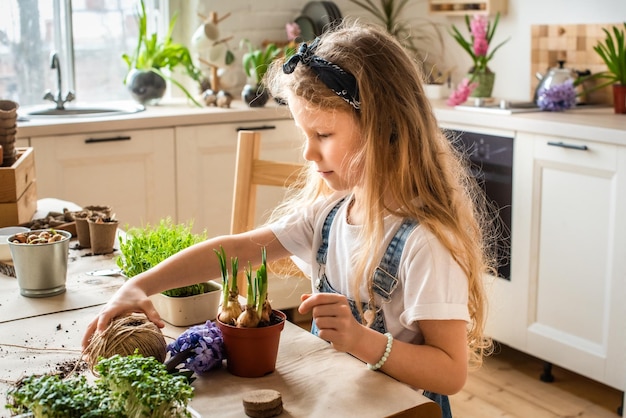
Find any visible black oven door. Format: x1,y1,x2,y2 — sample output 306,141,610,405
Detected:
448,129,513,280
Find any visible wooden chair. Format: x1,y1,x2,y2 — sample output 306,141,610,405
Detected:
230,130,304,235
230,130,310,311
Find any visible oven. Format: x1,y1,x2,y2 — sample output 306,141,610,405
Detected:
447,129,514,280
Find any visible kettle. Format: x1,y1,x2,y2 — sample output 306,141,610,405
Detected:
534,61,590,104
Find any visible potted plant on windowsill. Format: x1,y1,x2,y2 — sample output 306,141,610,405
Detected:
123,0,203,106
240,40,282,107
116,218,222,327
582,22,626,114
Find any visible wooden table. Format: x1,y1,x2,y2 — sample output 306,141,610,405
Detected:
0,243,440,418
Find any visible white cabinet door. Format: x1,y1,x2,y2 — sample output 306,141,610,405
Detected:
176,119,309,311
30,128,176,229
516,132,625,390
175,119,302,236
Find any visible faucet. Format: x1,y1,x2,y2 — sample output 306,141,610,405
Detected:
43,52,75,109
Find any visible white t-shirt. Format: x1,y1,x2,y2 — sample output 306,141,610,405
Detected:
269,194,470,345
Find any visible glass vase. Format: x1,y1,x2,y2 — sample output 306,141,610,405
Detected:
468,69,496,98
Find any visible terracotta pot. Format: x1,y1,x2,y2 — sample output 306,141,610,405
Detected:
613,84,626,114
217,310,286,377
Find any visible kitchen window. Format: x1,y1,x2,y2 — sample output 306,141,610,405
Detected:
0,0,167,107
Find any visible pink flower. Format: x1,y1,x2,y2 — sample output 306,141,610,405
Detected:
285,22,301,42
446,78,478,106
470,15,488,57
450,13,509,74
473,37,488,57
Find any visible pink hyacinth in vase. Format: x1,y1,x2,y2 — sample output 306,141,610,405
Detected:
447,12,510,103
446,77,478,106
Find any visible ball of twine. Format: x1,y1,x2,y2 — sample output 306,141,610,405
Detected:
84,313,167,372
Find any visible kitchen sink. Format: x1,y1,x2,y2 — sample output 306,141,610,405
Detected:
22,102,145,119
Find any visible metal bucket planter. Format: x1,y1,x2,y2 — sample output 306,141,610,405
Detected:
8,229,72,297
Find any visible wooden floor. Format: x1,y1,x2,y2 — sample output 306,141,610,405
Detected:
449,342,624,418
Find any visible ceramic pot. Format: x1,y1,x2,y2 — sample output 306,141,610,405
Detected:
150,281,222,327
8,229,72,297
242,84,270,107
217,310,286,378
126,69,166,105
468,69,495,98
613,84,626,114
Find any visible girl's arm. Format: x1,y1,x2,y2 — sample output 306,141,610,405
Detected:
82,227,288,349
299,293,468,394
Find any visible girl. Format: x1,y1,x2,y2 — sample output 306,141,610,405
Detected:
83,20,494,417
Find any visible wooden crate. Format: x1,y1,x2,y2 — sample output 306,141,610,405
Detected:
0,147,37,227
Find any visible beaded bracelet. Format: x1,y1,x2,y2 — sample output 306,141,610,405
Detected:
367,332,393,371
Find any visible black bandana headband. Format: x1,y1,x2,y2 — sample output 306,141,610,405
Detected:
283,38,360,110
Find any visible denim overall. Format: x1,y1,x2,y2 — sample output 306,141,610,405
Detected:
310,198,452,418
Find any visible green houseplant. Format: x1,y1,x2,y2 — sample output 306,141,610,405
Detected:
584,22,626,113
240,40,282,107
116,218,222,326
123,0,203,106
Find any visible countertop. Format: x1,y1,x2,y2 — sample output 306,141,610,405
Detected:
15,99,625,144
431,100,625,144
16,100,293,137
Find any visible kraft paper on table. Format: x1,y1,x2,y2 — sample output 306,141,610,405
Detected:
0,245,123,323
188,321,441,418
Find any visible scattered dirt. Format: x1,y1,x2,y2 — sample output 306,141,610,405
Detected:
54,358,89,379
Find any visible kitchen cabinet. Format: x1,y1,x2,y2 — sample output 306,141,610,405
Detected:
489,131,626,393
175,119,303,236
428,0,507,16
176,118,309,311
30,128,176,229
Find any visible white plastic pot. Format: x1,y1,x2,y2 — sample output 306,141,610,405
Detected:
150,281,222,327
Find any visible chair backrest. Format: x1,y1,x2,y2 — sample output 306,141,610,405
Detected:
230,130,307,300
230,130,304,235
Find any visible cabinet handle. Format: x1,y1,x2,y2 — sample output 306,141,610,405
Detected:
84,136,131,144
547,141,588,151
236,125,276,131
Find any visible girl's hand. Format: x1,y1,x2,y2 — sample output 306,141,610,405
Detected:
298,293,365,352
81,282,163,350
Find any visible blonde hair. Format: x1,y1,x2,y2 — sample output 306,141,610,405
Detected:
266,20,495,369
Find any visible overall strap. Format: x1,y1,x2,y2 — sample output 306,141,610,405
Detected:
315,195,419,301
315,196,348,266
372,219,418,301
